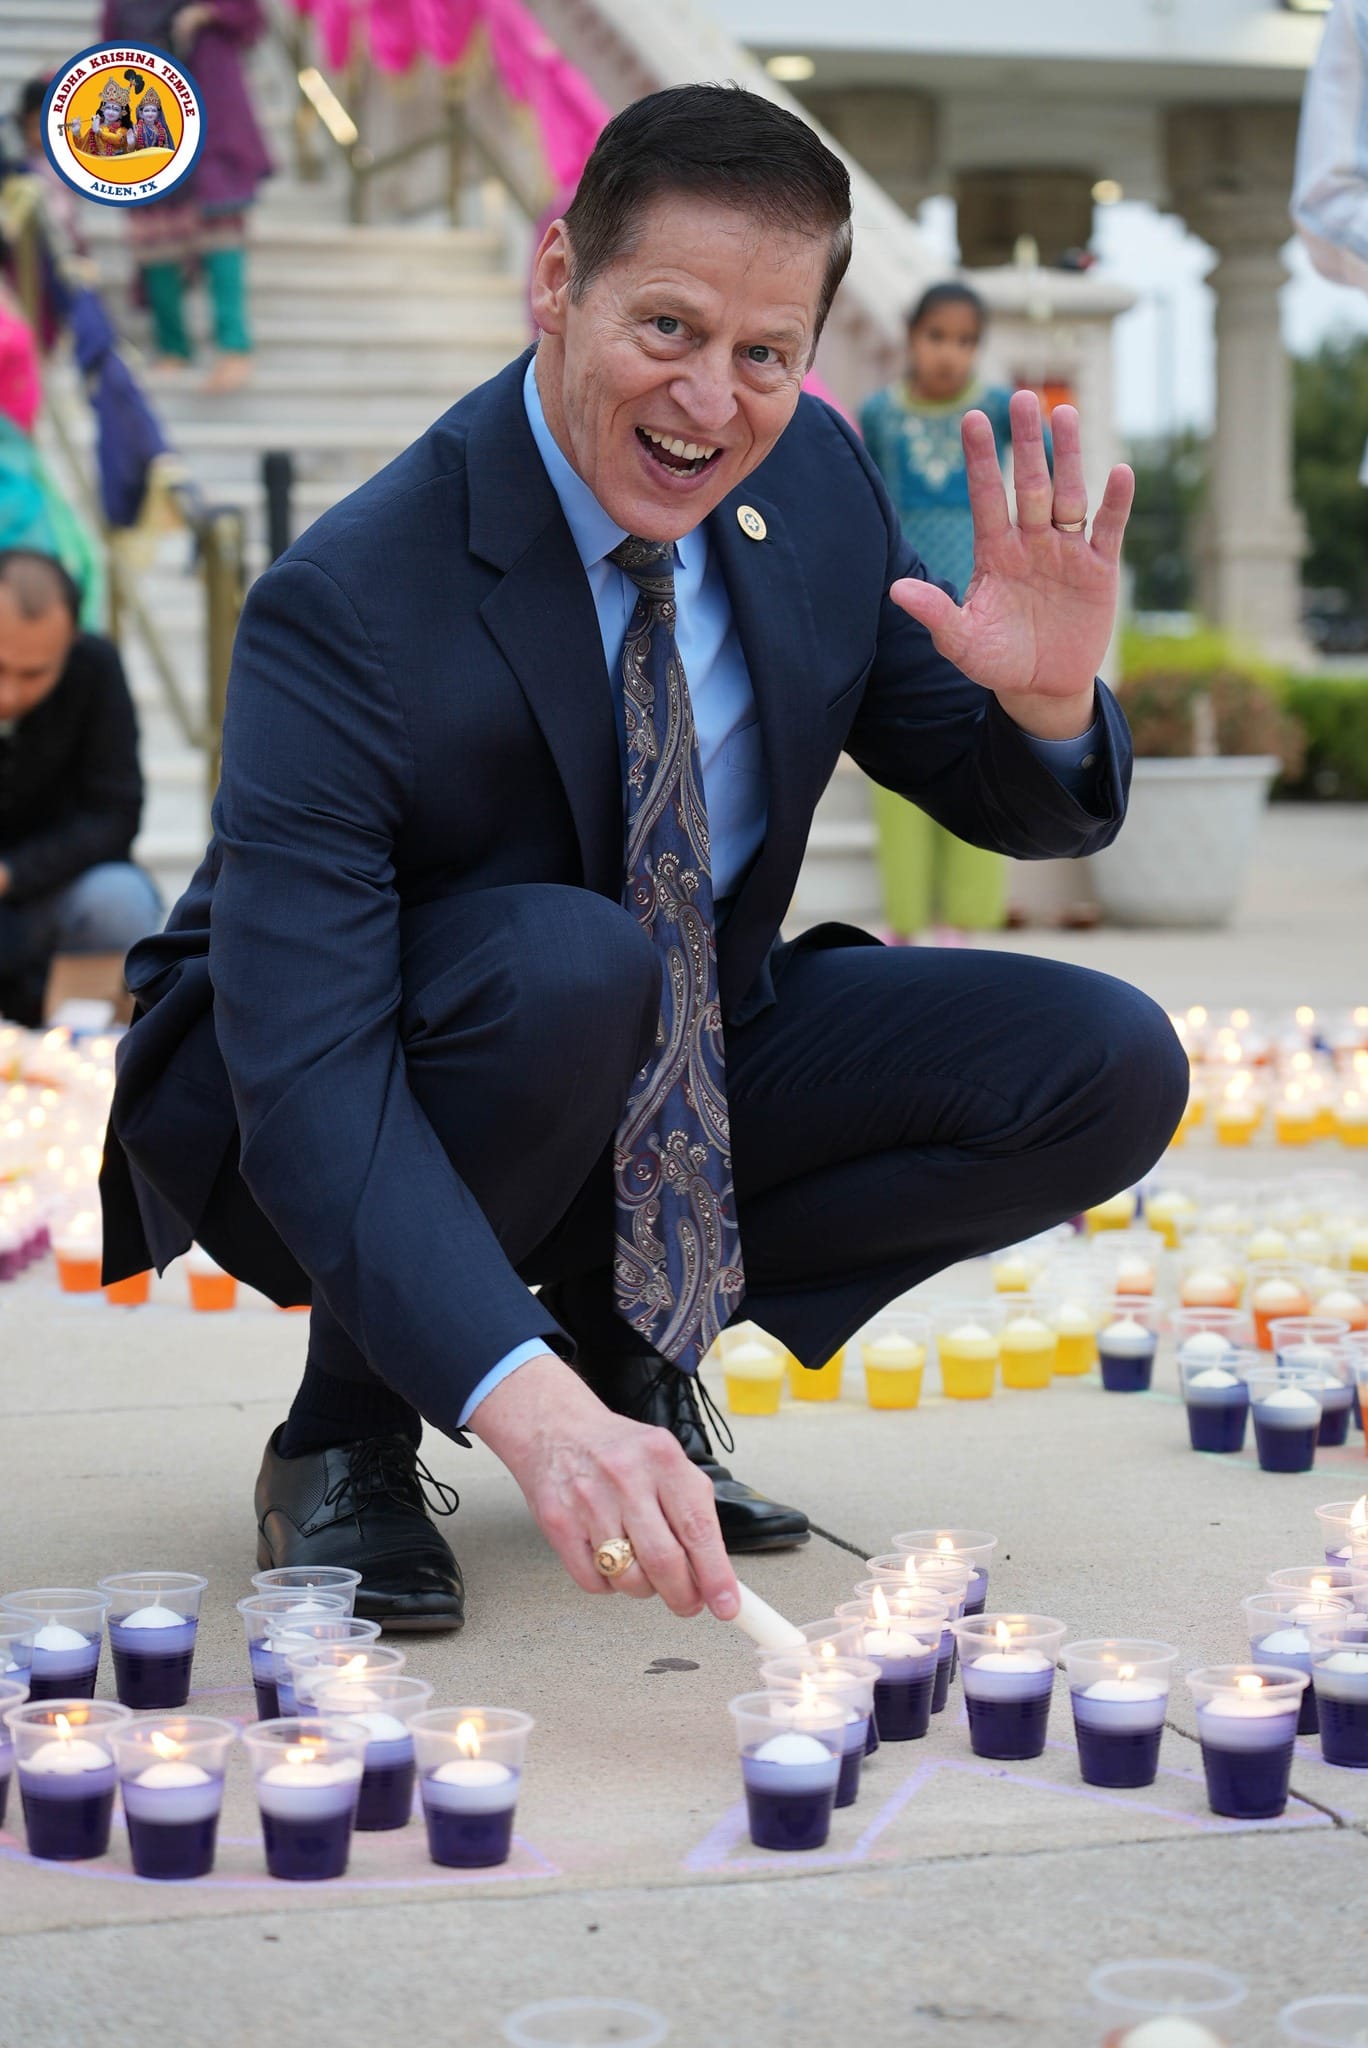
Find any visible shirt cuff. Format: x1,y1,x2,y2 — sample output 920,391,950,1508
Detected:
1019,717,1105,805
457,1337,553,1428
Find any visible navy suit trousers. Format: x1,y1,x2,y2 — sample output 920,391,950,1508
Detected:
267,883,1189,1434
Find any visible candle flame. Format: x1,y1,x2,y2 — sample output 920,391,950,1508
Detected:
1118,1663,1136,1681
1312,1576,1332,1600
994,1620,1014,1652
54,1713,73,1741
800,1674,821,1714
1352,1498,1368,1533
902,1555,921,1584
149,1731,182,1761
456,1719,482,1759
936,1536,955,1554
283,1737,326,1767
341,1654,368,1679
819,1639,837,1662
871,1585,892,1627
1237,1674,1264,1696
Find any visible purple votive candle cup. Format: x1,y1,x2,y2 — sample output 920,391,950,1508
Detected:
1187,1666,1307,1819
236,1591,353,1722
100,1573,208,1712
312,1674,433,1831
0,1590,109,1703
110,1715,237,1880
1062,1639,1176,1789
728,1693,843,1853
5,1699,132,1861
955,1614,1065,1761
757,1655,879,1809
241,1716,370,1881
412,1707,533,1869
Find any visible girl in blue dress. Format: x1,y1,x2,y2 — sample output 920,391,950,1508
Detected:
860,283,1032,937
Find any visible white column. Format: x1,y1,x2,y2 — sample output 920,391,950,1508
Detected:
1166,108,1309,666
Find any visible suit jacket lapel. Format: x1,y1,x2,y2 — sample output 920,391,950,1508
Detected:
467,355,624,902
707,480,824,981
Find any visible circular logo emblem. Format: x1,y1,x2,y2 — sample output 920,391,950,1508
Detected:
736,505,767,542
41,41,203,209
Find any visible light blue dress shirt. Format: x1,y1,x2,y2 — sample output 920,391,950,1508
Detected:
456,358,1103,1425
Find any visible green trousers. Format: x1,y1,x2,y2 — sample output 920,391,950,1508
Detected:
871,785,1008,934
141,246,251,358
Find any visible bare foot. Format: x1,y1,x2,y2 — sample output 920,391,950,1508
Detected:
201,352,252,395
149,354,191,375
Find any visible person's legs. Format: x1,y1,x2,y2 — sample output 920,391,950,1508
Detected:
140,262,193,361
45,862,163,955
275,884,660,1454
722,940,1189,1368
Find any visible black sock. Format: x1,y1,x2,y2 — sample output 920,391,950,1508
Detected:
279,1361,421,1458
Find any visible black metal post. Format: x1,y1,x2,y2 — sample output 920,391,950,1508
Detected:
262,451,295,565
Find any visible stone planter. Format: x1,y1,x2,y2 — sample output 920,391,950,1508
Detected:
1088,755,1280,928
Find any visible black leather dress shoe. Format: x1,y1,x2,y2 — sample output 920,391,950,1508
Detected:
587,1354,810,1553
255,1428,465,1632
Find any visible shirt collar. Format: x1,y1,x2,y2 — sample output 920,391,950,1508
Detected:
522,353,701,578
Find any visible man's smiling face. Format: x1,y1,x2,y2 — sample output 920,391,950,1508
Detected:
531,193,829,543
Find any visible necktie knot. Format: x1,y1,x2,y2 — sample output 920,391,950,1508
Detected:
609,535,676,603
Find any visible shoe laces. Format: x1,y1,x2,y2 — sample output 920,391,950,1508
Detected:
321,1434,460,1530
633,1359,736,1459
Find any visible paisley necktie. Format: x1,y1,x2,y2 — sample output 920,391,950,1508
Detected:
607,535,745,1373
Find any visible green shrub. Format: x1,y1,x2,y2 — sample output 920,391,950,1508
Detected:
1278,675,1368,800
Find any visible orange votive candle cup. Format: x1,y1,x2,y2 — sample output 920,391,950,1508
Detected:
188,1271,237,1312
104,1271,151,1307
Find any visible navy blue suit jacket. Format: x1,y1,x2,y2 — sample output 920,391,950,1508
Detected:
101,350,1132,1416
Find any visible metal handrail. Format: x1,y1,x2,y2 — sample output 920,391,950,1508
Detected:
3,173,245,800
267,3,549,225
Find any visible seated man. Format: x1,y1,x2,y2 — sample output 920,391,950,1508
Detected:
101,85,1187,1635
0,549,160,1024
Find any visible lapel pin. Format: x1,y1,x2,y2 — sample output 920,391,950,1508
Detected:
736,505,767,541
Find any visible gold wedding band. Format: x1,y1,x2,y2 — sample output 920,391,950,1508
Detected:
593,1537,636,1579
1052,516,1087,533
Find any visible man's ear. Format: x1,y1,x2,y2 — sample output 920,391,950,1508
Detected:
530,219,573,337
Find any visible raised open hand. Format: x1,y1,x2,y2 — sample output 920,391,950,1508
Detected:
889,391,1135,740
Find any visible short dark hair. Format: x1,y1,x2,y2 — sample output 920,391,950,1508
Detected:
0,548,82,624
19,76,48,123
563,83,852,353
907,281,987,337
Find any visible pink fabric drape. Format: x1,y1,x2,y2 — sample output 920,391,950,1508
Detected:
287,0,609,192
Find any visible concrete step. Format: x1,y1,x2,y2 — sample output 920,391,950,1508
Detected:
82,211,507,273
144,370,463,429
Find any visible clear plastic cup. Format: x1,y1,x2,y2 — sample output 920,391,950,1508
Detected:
284,1640,407,1711
108,1714,237,1880
1270,1314,1353,1364
757,1654,879,1808
1247,1366,1325,1473
1315,1497,1368,1569
1267,1562,1368,1607
857,1311,929,1410
952,1614,1065,1760
4,1698,133,1861
720,1330,786,1417
1186,1665,1307,1819
1176,1250,1243,1312
1045,1291,1100,1377
236,1589,353,1721
835,1589,950,1739
1084,1189,1138,1233
1304,1617,1368,1769
502,2001,669,2048
930,1300,1003,1400
312,1672,433,1831
1312,1279,1368,1335
1096,1300,1160,1395
727,1690,844,1852
269,1616,383,1716
240,1714,371,1880
1089,1960,1246,2043
1248,1263,1314,1349
0,1677,29,1831
0,1621,34,1692
753,1619,864,1669
1089,1228,1166,1300
890,1528,998,1615
1278,1996,1368,2044
1179,1346,1254,1455
1143,1184,1202,1250
1172,1306,1254,1360
1242,1590,1349,1736
998,1298,1058,1389
250,1565,361,1610
787,1344,844,1404
0,1589,110,1702
1062,1639,1177,1790
98,1571,208,1711
410,1707,533,1869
